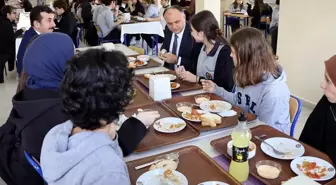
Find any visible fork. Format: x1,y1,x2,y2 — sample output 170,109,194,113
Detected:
254,135,285,156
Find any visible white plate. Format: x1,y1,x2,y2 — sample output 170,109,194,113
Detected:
153,117,186,133
181,110,206,122
155,74,177,81
128,57,136,62
290,156,335,181
137,169,188,185
198,182,229,185
199,100,232,113
260,137,305,160
133,61,148,67
171,82,180,90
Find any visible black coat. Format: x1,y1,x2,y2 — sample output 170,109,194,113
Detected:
0,16,23,71
55,11,78,46
247,3,272,28
299,96,336,165
0,88,147,185
161,23,197,71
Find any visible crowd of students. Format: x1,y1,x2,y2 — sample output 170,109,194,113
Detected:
0,0,335,184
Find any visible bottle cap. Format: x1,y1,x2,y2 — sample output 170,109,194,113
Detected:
238,112,247,121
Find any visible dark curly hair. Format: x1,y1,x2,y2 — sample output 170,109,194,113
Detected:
61,49,134,130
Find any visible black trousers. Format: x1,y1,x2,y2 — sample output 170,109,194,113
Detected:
104,29,121,43
141,34,164,49
0,54,13,83
270,26,278,55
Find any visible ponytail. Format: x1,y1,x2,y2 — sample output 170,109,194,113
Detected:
215,29,229,45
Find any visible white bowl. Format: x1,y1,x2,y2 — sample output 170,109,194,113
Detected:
227,140,256,159
137,55,150,62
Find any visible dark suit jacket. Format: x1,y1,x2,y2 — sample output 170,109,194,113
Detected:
161,23,196,71
17,27,38,76
55,11,78,46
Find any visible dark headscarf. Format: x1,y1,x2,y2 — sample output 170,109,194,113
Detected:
23,32,74,90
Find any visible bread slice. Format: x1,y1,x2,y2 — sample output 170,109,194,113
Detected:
201,113,221,127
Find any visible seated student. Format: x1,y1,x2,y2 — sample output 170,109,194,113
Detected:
40,49,137,185
300,55,336,165
126,0,145,16
175,10,234,92
17,5,55,77
93,0,124,42
141,0,169,51
247,0,272,28
227,0,247,32
270,0,279,56
202,27,290,134
53,0,78,46
142,0,158,18
160,6,198,71
0,5,24,83
0,33,159,185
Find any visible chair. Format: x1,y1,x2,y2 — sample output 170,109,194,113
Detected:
128,46,145,55
258,16,271,38
24,151,44,179
289,95,302,137
94,24,120,44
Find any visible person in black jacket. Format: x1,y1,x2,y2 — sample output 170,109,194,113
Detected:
0,32,160,185
53,0,78,46
20,0,33,12
247,0,272,28
0,5,24,83
175,10,234,92
300,55,336,165
160,6,198,71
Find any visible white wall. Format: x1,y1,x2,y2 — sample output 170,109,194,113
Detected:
277,0,336,107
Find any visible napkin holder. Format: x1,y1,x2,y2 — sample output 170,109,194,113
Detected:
149,76,171,101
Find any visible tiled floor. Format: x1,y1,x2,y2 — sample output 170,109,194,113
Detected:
0,64,313,185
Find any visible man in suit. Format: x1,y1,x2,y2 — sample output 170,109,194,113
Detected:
17,5,55,77
160,5,196,71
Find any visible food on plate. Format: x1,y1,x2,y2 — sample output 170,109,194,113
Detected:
144,73,152,79
210,104,216,110
155,121,185,131
171,82,179,89
297,161,328,179
128,57,136,62
200,113,221,127
184,109,202,121
257,164,281,179
149,160,178,171
195,95,210,104
162,169,182,185
134,60,145,66
177,106,192,113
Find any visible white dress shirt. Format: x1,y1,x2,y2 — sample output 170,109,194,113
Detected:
169,24,185,66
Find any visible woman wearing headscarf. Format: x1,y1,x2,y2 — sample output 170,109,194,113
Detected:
0,32,159,185
300,55,336,165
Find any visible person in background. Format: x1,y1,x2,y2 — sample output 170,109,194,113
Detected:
140,0,169,52
0,32,159,185
0,0,5,10
176,10,234,92
170,0,179,6
41,49,138,185
0,5,24,83
184,0,194,21
70,0,80,14
202,27,290,134
247,0,272,28
160,6,197,71
17,5,55,78
53,0,78,46
300,55,336,165
270,0,279,56
80,0,96,29
126,0,145,16
142,0,158,18
93,0,124,42
227,0,247,32
20,0,33,12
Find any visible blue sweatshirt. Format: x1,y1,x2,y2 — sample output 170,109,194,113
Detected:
17,27,38,76
41,120,131,185
214,67,291,134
